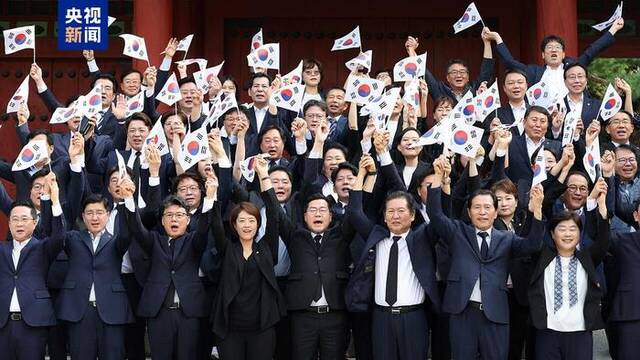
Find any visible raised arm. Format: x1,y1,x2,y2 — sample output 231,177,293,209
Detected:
191,176,218,253
122,178,154,253
577,18,623,66
511,184,544,257
43,174,65,260
345,154,378,239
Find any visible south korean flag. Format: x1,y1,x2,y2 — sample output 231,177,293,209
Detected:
156,73,182,106
178,127,209,171
448,122,484,157
345,75,384,106
270,84,305,113
451,91,477,124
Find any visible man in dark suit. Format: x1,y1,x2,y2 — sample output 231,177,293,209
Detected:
426,157,545,359
609,200,640,359
603,110,638,154
486,18,624,87
325,87,349,146
56,193,133,360
346,154,441,360
413,29,495,102
246,72,290,138
124,175,217,360
0,177,64,359
506,106,562,187
482,68,529,133
279,183,355,359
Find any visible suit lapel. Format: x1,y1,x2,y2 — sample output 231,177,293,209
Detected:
81,232,94,254
16,238,37,272
464,226,481,259
2,243,15,272
488,230,503,258
94,232,112,255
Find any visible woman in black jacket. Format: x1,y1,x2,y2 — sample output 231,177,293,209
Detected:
211,155,286,360
528,177,610,360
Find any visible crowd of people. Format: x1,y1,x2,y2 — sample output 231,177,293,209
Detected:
0,13,638,360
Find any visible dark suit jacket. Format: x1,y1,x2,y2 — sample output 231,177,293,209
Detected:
211,189,286,338
426,186,544,324
0,215,64,328
529,209,609,330
505,135,562,187
495,32,615,86
125,198,212,319
425,57,495,103
345,190,441,313
56,216,134,325
279,196,355,310
608,229,640,322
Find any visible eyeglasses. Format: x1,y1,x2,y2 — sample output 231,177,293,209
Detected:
10,216,34,223
307,207,329,214
610,119,632,126
447,70,468,76
566,74,586,81
84,210,107,217
304,70,320,76
617,157,637,165
31,184,44,191
163,212,189,220
544,45,563,51
177,185,200,193
305,114,325,120
567,185,588,193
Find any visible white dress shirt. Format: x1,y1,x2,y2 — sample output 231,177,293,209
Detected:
10,238,31,312
542,65,568,98
253,106,268,133
525,134,545,159
375,231,425,306
469,228,492,303
402,166,417,187
510,102,527,135
544,256,588,331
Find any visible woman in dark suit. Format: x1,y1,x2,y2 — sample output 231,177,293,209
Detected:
528,177,609,360
211,155,286,360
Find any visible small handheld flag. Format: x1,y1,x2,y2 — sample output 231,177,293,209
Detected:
270,84,305,113
247,43,280,70
474,81,501,118
13,140,48,171
448,122,484,157
119,34,149,63
176,34,194,53
250,29,263,52
593,2,623,32
531,147,547,186
144,118,170,156
281,60,303,85
175,58,209,71
453,3,483,34
240,156,258,182
346,50,372,72
3,25,35,55
345,75,384,105
50,106,79,125
583,139,602,182
450,91,478,124
193,61,225,92
393,53,427,82
331,26,361,51
178,127,209,171
598,83,623,121
156,73,182,106
125,91,145,118
6,75,29,114
360,87,401,119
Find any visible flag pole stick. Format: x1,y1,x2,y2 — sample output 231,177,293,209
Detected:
480,16,487,28
33,48,36,64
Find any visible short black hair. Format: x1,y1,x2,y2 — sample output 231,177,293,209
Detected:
160,195,190,217
268,165,293,180
91,73,117,91
384,191,416,215
27,128,53,146
614,144,637,157
549,210,582,233
250,72,272,86
178,76,196,88
504,68,528,83
525,106,551,122
323,142,348,159
257,125,285,145
467,189,498,210
10,200,37,220
125,112,152,132
540,35,565,52
120,69,143,83
303,100,328,116
106,166,134,182
607,110,635,124
31,168,50,183
81,193,109,213
304,193,331,212
563,62,588,80
330,162,358,183
373,69,392,78
325,87,346,95
445,59,469,73
565,170,591,187
171,172,204,195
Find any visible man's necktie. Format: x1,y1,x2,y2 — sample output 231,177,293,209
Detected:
131,151,141,198
385,236,401,306
164,238,177,306
478,231,489,260
269,159,277,169
313,234,323,301
328,118,337,139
